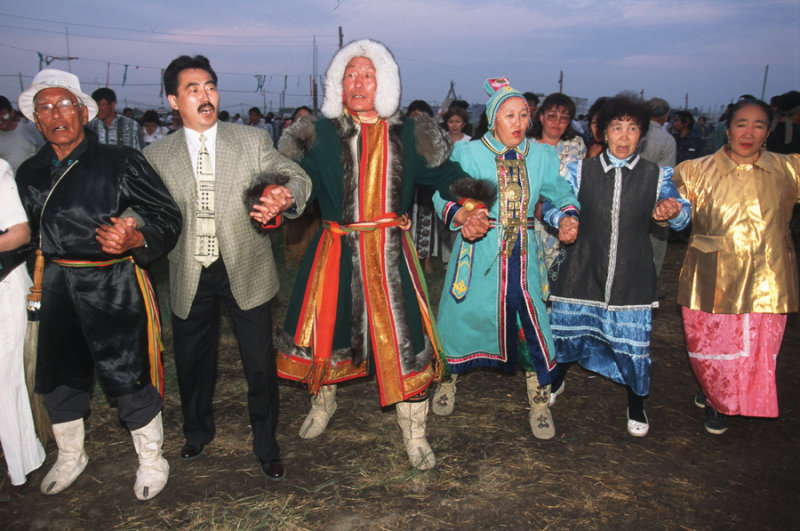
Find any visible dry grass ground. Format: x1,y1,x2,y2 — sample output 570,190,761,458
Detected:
1,235,798,530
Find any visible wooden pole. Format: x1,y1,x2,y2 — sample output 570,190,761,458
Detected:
65,27,72,72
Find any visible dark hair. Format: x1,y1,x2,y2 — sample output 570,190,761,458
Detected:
92,87,116,104
523,92,539,106
448,99,469,111
0,95,11,111
407,100,433,117
726,98,773,130
441,107,470,132
587,97,607,125
248,107,261,116
163,55,218,97
776,90,800,113
472,112,489,139
291,105,313,122
673,110,695,131
596,95,651,141
218,110,230,122
141,110,160,125
718,103,734,123
529,92,578,141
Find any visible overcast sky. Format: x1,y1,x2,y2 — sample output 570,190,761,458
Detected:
1,0,798,118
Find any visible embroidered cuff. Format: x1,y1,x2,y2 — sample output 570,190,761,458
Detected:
442,201,461,228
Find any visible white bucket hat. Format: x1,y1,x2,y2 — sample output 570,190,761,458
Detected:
18,69,98,122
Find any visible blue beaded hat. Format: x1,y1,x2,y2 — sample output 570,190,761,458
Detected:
484,77,529,130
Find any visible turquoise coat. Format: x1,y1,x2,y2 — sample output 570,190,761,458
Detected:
433,134,579,377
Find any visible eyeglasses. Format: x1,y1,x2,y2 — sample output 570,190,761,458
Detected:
544,112,571,125
34,99,81,117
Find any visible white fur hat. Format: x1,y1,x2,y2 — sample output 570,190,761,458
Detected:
18,69,98,122
321,39,401,119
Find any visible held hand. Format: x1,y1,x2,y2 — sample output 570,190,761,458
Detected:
558,216,579,244
96,217,145,255
249,185,295,224
653,198,680,221
455,208,490,241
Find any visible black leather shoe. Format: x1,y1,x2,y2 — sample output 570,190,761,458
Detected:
180,443,205,461
0,477,28,502
260,459,285,482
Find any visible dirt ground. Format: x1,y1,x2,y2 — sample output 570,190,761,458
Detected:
1,237,798,530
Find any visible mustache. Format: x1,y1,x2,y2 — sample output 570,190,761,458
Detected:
197,102,216,113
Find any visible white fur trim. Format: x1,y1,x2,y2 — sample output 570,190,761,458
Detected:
321,39,401,119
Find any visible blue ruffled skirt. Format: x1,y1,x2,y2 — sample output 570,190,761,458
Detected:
549,301,652,396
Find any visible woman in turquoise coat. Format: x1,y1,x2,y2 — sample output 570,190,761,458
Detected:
431,78,580,440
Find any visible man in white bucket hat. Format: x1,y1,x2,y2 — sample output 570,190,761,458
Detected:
15,68,181,500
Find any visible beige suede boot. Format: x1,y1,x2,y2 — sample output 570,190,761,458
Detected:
299,384,337,439
395,400,435,470
40,418,89,495
130,412,169,500
431,373,458,416
526,372,555,440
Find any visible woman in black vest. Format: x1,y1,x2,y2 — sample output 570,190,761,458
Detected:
545,95,690,437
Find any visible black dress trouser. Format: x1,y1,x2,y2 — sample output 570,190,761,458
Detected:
171,258,280,463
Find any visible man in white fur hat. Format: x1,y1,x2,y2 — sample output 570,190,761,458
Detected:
15,69,181,500
258,39,491,470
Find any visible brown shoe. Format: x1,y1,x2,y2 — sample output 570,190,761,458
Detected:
0,477,28,502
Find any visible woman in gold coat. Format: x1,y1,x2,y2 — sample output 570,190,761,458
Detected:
673,98,800,435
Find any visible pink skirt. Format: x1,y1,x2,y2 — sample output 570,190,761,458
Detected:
681,307,786,417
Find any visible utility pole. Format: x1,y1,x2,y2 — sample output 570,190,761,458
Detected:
685,93,689,110
313,35,319,115
761,64,769,101
558,70,563,93
65,27,72,72
339,26,343,48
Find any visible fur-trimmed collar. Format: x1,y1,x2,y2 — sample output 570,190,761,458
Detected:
321,39,401,119
278,112,453,170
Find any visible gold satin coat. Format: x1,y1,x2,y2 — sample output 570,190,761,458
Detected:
673,148,800,314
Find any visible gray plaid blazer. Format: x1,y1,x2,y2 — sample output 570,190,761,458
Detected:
144,121,311,319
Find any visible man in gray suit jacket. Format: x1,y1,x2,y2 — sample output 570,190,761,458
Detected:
144,55,311,482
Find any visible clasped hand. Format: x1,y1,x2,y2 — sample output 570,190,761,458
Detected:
455,207,490,241
96,217,144,255
558,216,579,244
653,197,680,221
250,185,295,225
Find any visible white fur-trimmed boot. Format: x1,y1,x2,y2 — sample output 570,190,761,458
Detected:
526,371,555,440
299,384,337,439
41,418,89,495
431,373,458,416
396,400,436,470
130,412,169,501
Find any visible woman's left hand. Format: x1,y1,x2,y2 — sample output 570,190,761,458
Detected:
558,216,579,244
455,207,490,241
653,198,680,221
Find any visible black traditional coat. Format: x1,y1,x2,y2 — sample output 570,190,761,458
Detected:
16,132,181,397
